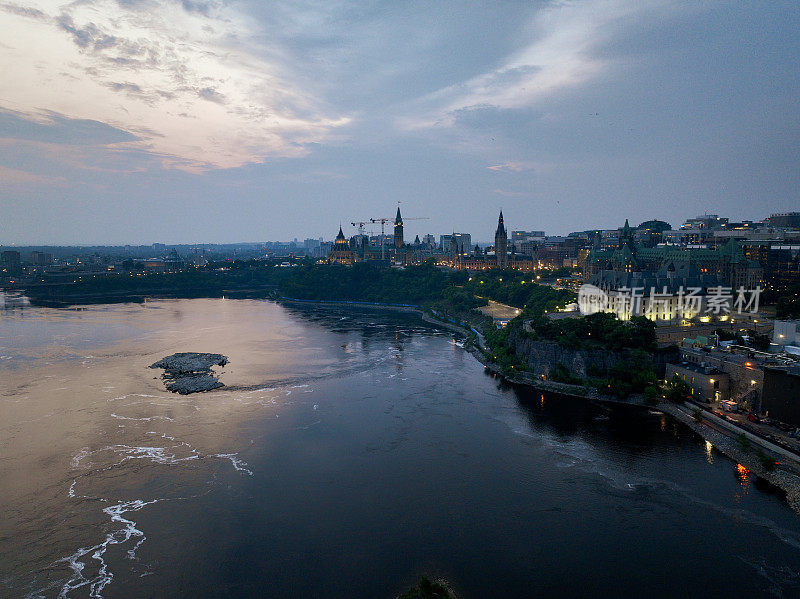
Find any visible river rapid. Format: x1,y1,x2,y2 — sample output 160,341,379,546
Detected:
1,298,800,598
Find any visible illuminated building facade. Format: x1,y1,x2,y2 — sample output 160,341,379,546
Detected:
328,226,354,265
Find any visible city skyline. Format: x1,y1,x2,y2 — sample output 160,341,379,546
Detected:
1,1,799,244
1,207,791,249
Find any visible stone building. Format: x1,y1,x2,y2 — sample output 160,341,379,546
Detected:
328,226,354,265
665,361,729,402
675,347,763,407
393,206,404,249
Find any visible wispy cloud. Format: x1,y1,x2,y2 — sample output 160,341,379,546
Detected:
0,2,47,20
488,161,536,173
0,0,350,170
399,0,667,130
0,164,67,188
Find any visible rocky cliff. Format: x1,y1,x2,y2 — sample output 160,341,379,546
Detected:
507,329,676,379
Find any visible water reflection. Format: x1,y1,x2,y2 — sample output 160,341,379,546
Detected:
2,299,800,599
736,463,750,486
0,290,31,309
705,440,715,464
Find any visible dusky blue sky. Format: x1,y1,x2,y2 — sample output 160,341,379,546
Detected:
0,0,798,244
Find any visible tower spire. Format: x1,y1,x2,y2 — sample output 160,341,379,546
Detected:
494,209,508,268
393,205,404,249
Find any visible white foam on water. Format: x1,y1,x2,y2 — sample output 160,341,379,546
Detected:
57,435,255,597
108,393,165,403
71,448,91,469
213,453,253,476
58,498,160,598
71,444,199,469
110,414,174,422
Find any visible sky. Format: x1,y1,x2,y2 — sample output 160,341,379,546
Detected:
0,0,798,245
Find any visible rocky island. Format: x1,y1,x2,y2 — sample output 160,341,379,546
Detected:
149,352,228,394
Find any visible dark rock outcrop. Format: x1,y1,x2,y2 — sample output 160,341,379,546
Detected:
507,330,676,379
150,352,228,394
507,332,620,379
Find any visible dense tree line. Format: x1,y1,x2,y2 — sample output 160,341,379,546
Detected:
461,269,576,312
522,312,657,352
278,261,484,309
24,261,291,300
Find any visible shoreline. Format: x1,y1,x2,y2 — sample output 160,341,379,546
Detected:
659,402,800,513
286,298,800,511
18,293,800,512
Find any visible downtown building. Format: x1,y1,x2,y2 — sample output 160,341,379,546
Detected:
581,220,764,323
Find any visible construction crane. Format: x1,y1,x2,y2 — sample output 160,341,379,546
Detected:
370,215,429,261
350,221,369,237
350,221,371,259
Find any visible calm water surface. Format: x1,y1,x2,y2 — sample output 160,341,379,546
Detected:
1,299,800,598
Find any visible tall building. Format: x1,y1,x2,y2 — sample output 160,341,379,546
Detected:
328,226,354,265
394,206,404,249
1,250,21,275
440,233,472,255
768,212,800,229
495,210,508,268
29,251,53,266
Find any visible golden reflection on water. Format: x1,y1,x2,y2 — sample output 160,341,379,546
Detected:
0,299,351,591
705,440,714,464
736,463,749,487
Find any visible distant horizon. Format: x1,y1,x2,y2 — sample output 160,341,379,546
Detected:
0,208,793,248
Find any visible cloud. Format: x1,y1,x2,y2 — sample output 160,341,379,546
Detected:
0,165,67,188
0,0,350,170
488,162,536,173
0,2,46,20
196,86,227,105
399,0,668,130
0,108,138,145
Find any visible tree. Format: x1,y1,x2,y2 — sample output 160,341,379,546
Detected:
663,375,691,402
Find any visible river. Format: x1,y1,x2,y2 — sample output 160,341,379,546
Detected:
1,298,799,598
